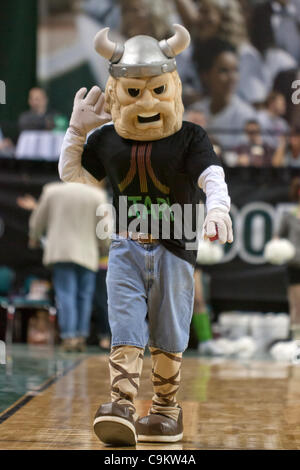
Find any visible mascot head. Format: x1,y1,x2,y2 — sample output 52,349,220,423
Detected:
94,24,190,141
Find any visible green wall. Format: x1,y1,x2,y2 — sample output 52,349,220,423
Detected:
0,0,38,140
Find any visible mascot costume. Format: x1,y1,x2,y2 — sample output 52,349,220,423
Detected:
59,24,233,446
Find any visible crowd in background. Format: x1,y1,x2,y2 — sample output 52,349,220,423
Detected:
1,0,300,167
178,0,300,168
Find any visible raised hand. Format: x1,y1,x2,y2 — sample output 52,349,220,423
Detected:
69,86,112,136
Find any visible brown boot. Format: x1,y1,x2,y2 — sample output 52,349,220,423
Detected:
94,402,137,446
93,345,144,446
136,408,183,443
136,348,183,443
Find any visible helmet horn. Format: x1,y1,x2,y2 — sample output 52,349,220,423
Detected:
165,24,190,56
94,27,123,63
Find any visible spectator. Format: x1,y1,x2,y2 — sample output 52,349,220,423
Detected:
174,0,294,104
193,38,256,149
18,87,57,131
28,182,110,352
257,91,290,148
120,0,174,39
235,120,275,167
175,0,247,47
245,0,297,103
273,126,300,167
174,0,249,100
250,0,300,64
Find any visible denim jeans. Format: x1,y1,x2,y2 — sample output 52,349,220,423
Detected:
106,235,195,353
52,262,96,339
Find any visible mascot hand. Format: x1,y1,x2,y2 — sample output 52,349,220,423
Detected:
202,208,233,244
70,86,111,135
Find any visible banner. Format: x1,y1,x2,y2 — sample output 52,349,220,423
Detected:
0,161,299,310
203,167,300,313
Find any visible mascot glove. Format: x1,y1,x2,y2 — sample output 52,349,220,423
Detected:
69,86,111,136
202,207,233,244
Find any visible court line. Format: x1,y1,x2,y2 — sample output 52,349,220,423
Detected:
0,357,85,424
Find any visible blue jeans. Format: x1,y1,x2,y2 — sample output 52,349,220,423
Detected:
106,235,195,353
52,262,96,339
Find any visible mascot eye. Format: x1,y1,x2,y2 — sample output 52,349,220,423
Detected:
153,85,165,94
128,88,140,97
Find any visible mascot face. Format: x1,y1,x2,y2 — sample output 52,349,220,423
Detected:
94,24,190,141
105,71,183,141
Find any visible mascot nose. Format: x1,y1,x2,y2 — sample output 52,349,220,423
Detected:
136,89,159,110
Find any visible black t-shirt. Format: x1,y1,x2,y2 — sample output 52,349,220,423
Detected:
82,121,222,266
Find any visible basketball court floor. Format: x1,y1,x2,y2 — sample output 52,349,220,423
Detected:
0,345,299,450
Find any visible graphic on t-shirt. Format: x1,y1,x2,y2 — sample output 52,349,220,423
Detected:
118,143,170,194
127,195,174,221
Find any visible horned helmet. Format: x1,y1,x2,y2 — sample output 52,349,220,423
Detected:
94,24,190,141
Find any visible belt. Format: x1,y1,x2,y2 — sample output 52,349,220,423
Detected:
118,231,159,244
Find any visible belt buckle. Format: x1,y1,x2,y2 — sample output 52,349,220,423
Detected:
138,233,150,244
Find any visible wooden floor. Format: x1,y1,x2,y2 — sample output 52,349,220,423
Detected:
0,353,300,450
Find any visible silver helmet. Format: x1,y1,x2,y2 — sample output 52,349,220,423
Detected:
94,24,190,78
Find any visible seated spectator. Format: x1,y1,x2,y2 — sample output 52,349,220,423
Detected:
243,0,297,104
175,0,295,104
192,38,256,149
235,120,275,167
120,0,174,39
257,91,290,148
175,0,247,47
273,126,300,167
18,87,57,131
174,0,249,99
250,0,300,65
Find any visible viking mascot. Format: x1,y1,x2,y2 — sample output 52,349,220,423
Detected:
59,24,233,446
